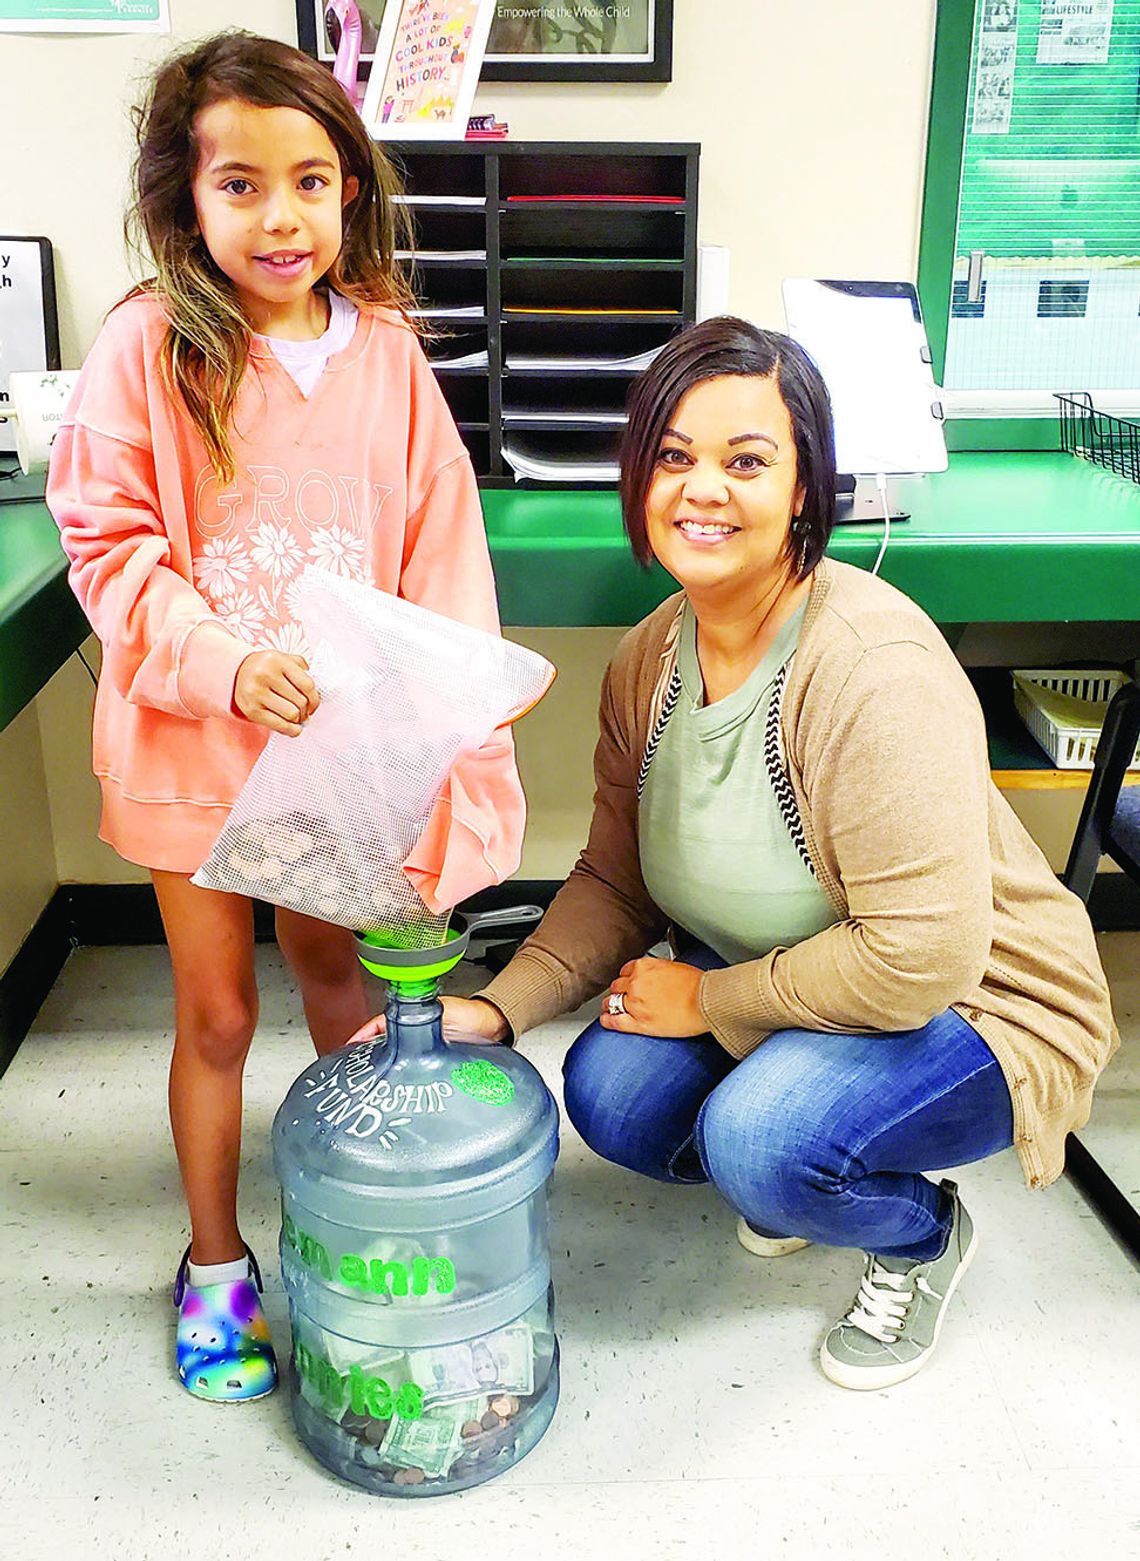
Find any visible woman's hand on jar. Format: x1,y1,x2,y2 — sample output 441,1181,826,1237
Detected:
440,997,510,1044
344,997,509,1049
601,957,706,1036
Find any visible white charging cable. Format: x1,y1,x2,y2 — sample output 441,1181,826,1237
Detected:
870,471,891,576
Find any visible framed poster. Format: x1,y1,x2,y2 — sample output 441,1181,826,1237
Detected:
0,0,168,30
482,0,673,81
360,0,497,140
296,0,673,83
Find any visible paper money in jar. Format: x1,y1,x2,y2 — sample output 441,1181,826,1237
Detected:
407,1322,534,1405
381,1398,484,1479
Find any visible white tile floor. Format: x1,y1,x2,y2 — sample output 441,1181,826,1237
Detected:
2,936,1138,1561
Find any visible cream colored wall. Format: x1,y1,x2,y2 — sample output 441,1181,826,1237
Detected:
34,641,150,886
5,0,940,901
0,707,57,971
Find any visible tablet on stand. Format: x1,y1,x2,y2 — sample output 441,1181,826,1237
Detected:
781,279,948,524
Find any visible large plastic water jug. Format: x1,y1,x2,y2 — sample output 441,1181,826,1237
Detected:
273,919,559,1495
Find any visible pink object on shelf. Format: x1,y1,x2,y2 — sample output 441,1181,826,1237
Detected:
326,1,364,110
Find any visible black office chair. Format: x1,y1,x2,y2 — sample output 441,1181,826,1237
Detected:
1061,676,1140,1260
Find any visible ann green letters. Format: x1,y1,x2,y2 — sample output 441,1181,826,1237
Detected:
284,1214,457,1298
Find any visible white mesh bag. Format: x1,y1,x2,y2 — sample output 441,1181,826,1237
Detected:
191,569,554,945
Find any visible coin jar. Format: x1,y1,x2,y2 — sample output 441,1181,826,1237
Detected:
273,926,559,1496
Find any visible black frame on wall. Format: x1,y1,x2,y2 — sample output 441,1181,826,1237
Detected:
295,1,674,83
482,0,674,83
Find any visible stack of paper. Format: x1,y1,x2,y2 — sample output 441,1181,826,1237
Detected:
504,307,678,317
505,194,681,206
429,349,490,369
396,249,487,262
502,442,620,484
393,195,485,208
409,305,485,320
505,346,664,373
509,256,678,266
503,410,627,426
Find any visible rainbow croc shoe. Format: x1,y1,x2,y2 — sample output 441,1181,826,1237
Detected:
173,1245,278,1403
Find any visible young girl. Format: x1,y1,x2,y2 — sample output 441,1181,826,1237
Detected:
47,31,527,1405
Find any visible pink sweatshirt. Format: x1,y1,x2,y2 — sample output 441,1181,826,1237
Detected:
47,292,525,907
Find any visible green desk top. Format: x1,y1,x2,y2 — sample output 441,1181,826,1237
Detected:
4,453,1140,731
483,454,1140,627
0,474,87,732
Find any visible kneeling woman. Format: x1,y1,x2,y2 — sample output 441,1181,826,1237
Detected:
358,317,1118,1389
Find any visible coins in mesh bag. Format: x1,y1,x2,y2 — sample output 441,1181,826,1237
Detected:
263,826,314,862
228,851,265,879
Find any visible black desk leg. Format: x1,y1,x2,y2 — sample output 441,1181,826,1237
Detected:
1065,1133,1140,1264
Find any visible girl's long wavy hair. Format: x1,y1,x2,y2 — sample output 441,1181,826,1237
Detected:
124,30,416,481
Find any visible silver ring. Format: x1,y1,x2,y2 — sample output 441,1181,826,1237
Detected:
607,992,626,1017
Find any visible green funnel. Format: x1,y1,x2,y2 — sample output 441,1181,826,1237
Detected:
353,915,471,996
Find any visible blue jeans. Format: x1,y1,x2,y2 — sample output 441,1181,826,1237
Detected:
562,945,1014,1262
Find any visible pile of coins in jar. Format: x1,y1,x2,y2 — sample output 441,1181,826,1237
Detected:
305,1321,550,1489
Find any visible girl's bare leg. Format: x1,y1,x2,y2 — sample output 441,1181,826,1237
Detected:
275,907,370,1057
152,871,258,1267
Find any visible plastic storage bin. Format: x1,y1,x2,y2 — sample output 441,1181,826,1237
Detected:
273,922,559,1496
1012,668,1140,771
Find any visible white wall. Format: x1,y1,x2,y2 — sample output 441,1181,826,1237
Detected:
3,0,937,360
1,0,939,915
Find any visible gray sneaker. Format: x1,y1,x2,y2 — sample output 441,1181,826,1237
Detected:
819,1179,977,1391
736,1218,811,1258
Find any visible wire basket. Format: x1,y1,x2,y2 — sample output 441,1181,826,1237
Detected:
1056,393,1140,485
1012,667,1140,770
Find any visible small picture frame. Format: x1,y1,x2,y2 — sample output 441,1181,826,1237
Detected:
482,0,674,83
359,0,497,140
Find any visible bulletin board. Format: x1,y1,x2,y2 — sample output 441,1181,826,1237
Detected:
958,0,1140,257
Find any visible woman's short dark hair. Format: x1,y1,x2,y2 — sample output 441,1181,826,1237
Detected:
619,316,837,577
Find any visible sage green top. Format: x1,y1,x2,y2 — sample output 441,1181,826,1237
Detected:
638,602,837,964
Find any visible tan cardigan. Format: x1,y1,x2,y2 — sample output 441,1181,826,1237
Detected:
481,559,1119,1189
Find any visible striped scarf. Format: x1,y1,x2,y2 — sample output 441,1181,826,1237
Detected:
636,601,815,877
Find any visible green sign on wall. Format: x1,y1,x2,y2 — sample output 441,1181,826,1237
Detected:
0,0,167,30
